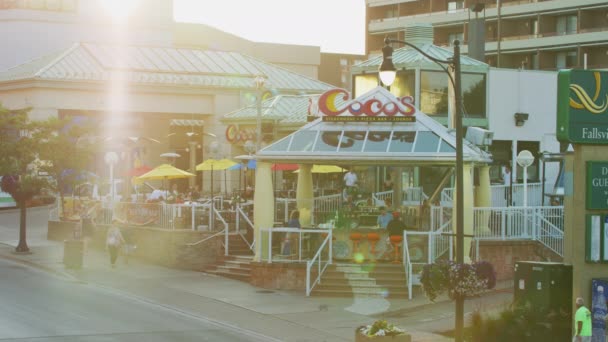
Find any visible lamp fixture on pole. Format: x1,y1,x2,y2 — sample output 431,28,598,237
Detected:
379,36,465,342
254,75,266,152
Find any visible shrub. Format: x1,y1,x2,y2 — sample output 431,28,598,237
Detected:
420,260,496,302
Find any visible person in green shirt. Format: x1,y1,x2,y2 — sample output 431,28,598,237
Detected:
574,297,592,342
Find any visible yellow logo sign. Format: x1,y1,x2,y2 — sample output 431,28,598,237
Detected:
570,71,608,114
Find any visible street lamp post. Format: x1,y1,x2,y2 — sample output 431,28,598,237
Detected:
254,75,265,151
379,37,465,342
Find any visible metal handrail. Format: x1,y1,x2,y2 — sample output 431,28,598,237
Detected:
236,206,254,250
187,228,226,247
212,206,230,256
306,230,332,296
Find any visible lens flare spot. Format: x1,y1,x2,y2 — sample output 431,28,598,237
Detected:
353,253,365,264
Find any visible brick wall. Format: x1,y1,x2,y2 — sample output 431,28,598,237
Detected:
250,262,312,290
47,220,222,270
478,240,563,281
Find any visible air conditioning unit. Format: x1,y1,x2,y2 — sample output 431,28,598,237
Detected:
465,127,494,147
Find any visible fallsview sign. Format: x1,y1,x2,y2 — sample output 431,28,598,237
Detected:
557,70,608,144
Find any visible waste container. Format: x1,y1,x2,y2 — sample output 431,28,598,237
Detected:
63,239,84,269
514,261,572,312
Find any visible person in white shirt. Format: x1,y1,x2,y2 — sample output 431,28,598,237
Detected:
343,169,358,201
502,164,512,204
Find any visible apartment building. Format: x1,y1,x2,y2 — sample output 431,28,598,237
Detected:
366,0,608,70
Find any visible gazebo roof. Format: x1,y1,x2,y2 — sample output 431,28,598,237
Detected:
256,86,492,166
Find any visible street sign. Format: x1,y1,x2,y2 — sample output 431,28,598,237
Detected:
586,161,608,209
557,70,608,144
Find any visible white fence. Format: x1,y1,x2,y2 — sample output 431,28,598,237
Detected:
441,182,547,207
473,206,564,256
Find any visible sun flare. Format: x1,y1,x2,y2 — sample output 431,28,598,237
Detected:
100,0,140,19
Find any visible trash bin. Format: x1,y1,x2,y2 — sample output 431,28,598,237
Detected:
63,239,84,269
514,261,572,312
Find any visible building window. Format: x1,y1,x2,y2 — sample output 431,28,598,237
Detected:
354,74,380,97
556,15,577,35
447,32,464,46
340,58,348,67
390,70,415,98
420,71,486,118
556,51,577,69
448,1,464,13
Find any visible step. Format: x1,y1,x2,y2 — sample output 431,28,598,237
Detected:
211,270,250,282
311,288,409,299
224,260,253,270
215,266,251,275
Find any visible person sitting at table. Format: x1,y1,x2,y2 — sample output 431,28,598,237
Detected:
387,211,407,237
376,206,392,229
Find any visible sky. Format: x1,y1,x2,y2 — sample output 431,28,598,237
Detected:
173,0,366,55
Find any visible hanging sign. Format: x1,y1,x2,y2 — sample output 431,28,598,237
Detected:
557,70,608,144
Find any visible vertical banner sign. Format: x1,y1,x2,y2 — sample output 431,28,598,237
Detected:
592,279,608,340
587,214,601,262
605,217,608,262
557,70,608,144
586,162,608,210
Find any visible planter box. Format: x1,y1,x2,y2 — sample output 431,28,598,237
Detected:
355,331,411,342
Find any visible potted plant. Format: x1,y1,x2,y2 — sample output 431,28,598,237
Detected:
355,320,411,342
419,260,496,302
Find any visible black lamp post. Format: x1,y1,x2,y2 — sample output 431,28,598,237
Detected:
379,36,465,342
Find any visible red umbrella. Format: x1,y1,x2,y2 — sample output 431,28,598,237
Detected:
272,163,299,171
126,165,153,177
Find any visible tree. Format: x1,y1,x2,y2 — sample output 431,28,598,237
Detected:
36,117,96,219
0,105,50,253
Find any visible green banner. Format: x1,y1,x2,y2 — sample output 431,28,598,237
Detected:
587,161,608,209
557,70,608,144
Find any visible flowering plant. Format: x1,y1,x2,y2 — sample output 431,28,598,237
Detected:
420,260,496,301
358,320,405,337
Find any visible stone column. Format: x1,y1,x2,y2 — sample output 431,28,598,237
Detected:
474,165,492,235
253,161,274,262
296,164,313,227
452,163,475,262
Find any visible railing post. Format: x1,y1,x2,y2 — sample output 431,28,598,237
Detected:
191,203,196,231
501,208,506,240
268,228,273,263
306,262,311,296
329,229,333,264
224,223,229,256
298,230,302,262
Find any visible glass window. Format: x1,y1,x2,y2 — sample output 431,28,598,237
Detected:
448,1,464,12
264,135,291,152
389,132,416,152
354,74,379,97
462,73,486,118
289,131,317,152
390,70,415,98
364,131,391,152
316,131,342,152
439,140,455,152
414,131,440,152
447,33,464,46
420,71,448,116
338,131,366,153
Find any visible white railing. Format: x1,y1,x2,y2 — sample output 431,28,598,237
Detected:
262,227,330,264
403,187,428,205
313,193,342,225
442,182,546,207
236,205,254,251
473,206,564,256
306,230,333,296
275,197,297,224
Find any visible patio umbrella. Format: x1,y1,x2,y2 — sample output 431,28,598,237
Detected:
196,159,238,199
272,163,299,171
293,165,346,173
138,164,194,180
126,165,152,177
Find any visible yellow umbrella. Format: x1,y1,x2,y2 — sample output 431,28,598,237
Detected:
195,159,237,171
137,164,194,180
293,165,346,174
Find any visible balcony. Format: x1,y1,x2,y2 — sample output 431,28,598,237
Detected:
368,0,608,33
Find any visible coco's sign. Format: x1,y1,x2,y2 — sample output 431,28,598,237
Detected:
314,88,416,122
225,125,256,144
557,70,608,144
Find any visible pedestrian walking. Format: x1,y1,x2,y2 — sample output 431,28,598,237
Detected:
574,296,592,342
106,220,126,268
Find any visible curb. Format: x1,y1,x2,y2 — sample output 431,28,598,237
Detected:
0,248,78,282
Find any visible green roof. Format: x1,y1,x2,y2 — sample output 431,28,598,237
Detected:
352,43,489,74
0,43,333,93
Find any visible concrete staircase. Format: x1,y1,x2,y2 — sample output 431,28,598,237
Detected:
311,262,409,298
205,233,254,282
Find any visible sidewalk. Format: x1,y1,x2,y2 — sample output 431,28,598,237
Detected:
0,233,513,342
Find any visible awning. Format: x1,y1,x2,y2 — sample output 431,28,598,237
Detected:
170,119,205,127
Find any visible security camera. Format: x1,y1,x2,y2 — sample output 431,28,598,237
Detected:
465,127,494,147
